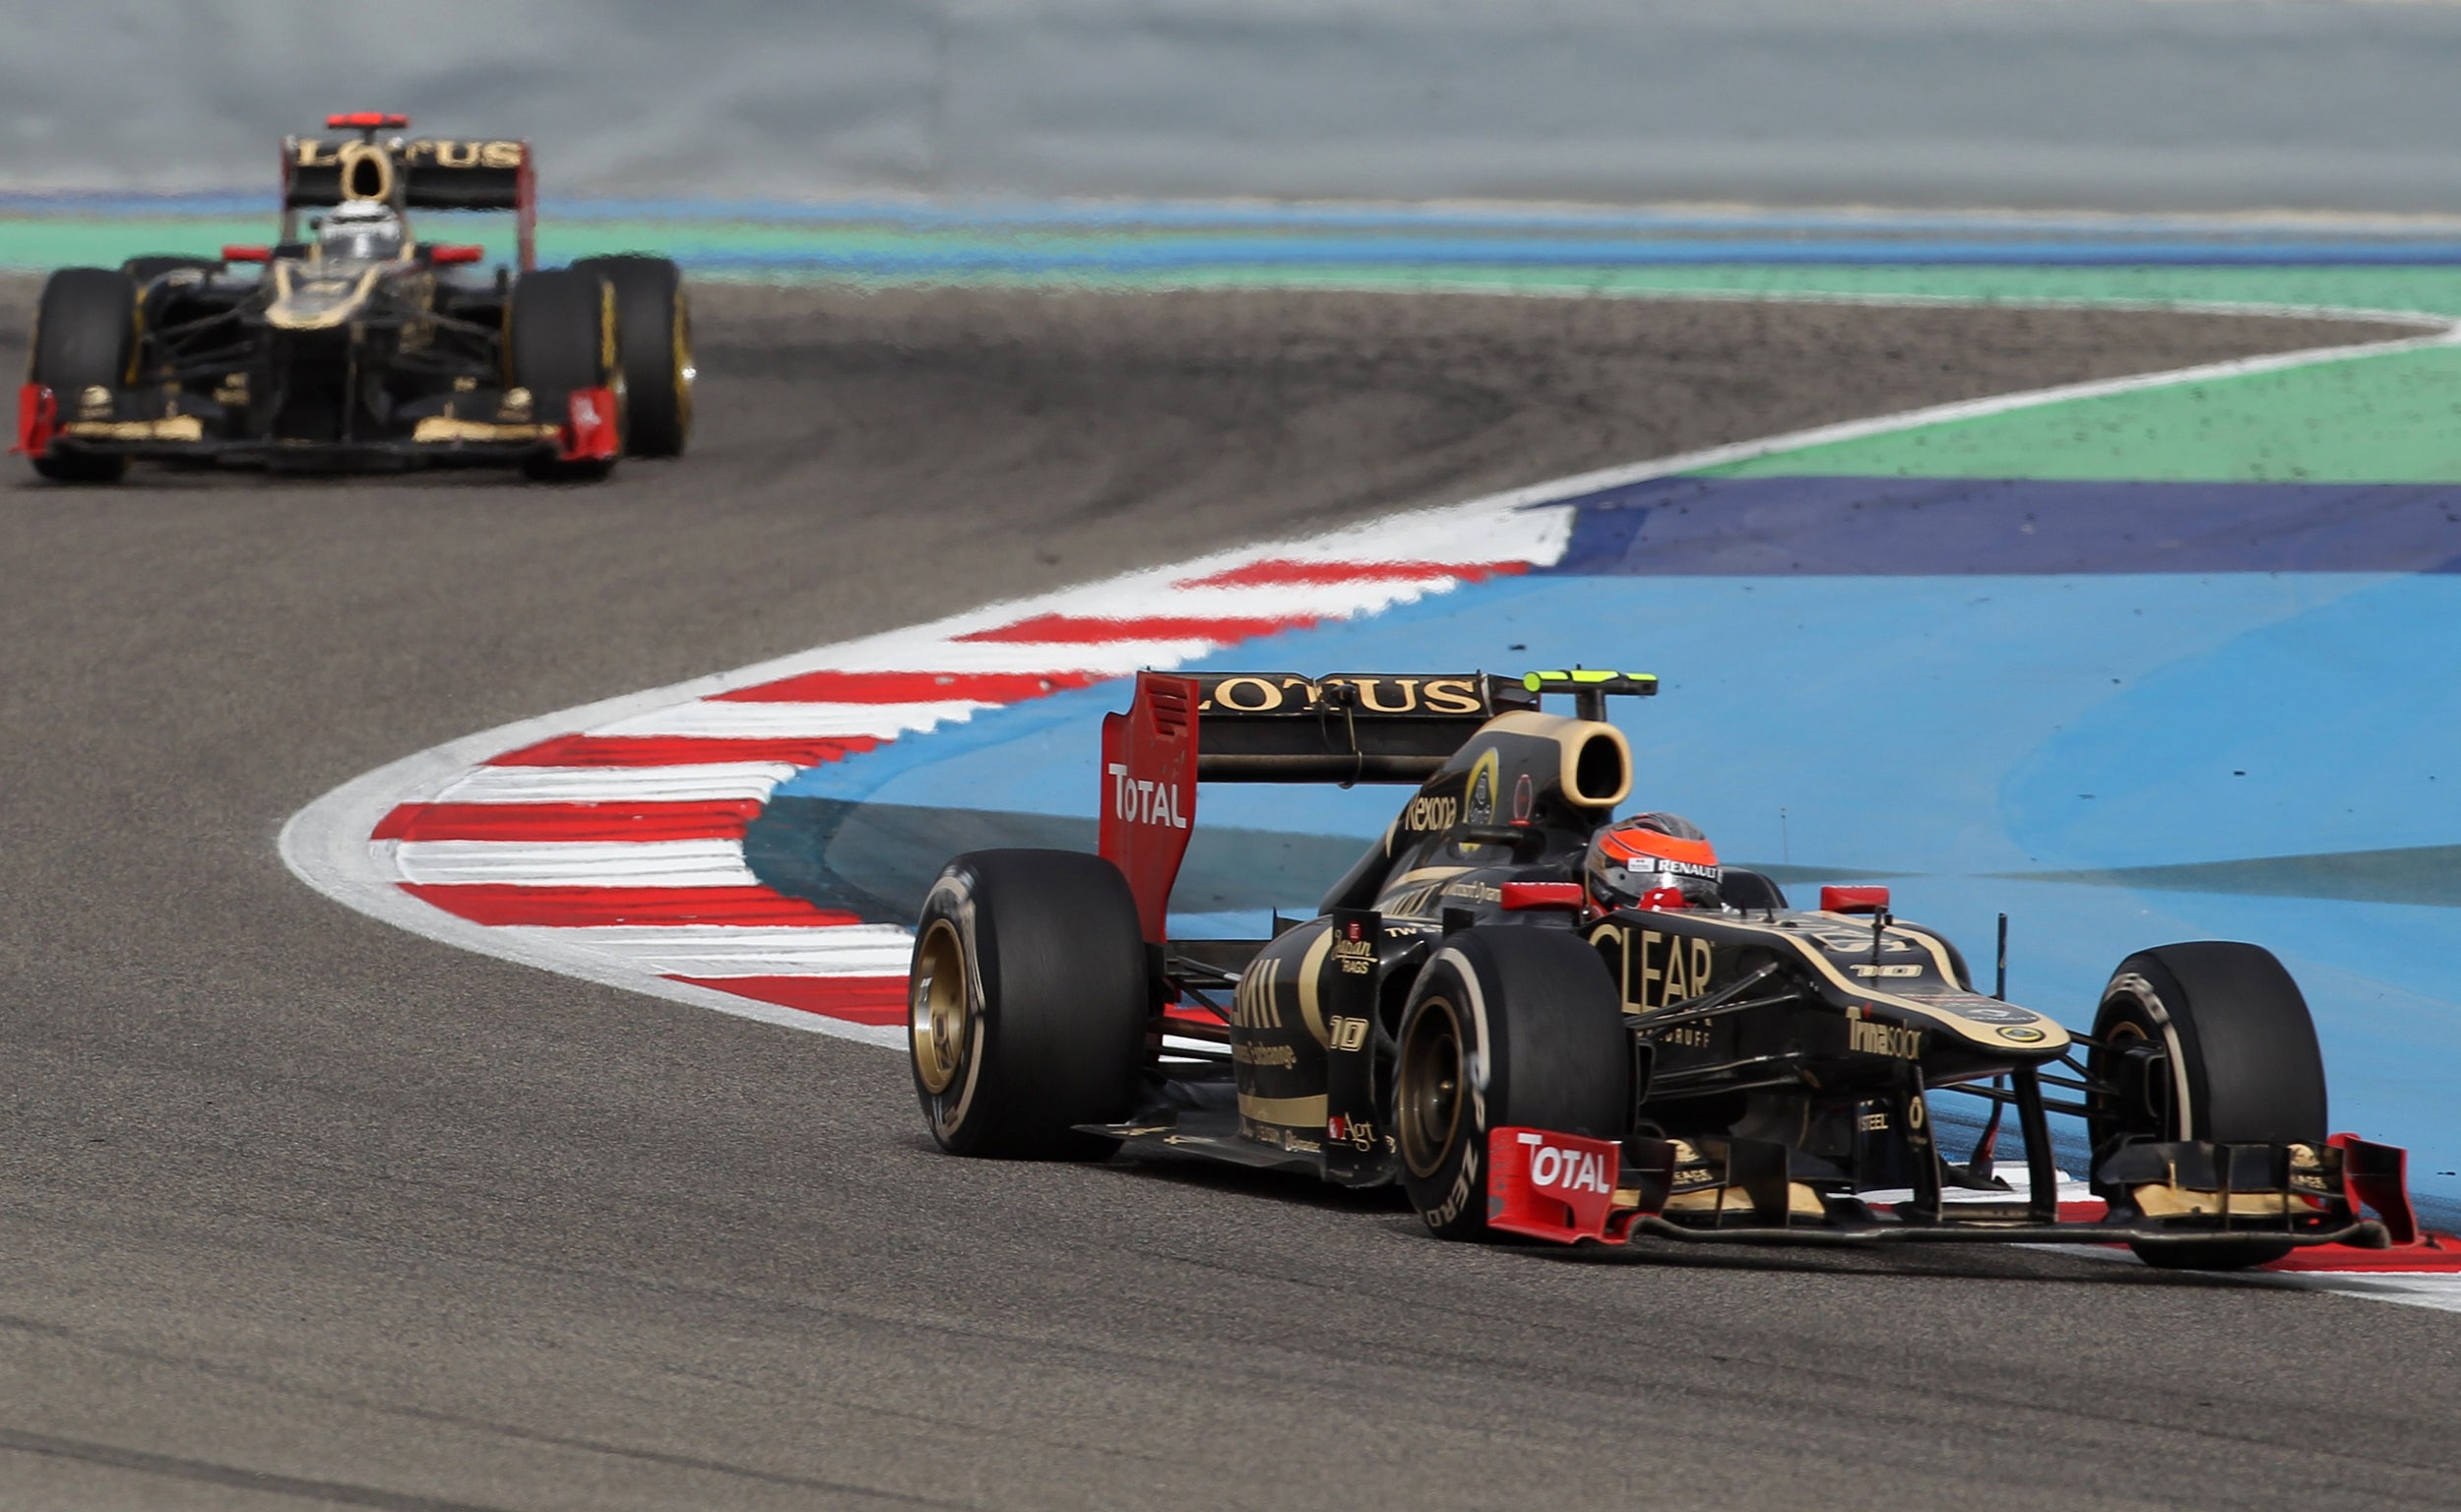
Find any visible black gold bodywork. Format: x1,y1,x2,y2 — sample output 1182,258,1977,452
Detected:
1089,669,2400,1255
37,253,564,471
15,118,608,474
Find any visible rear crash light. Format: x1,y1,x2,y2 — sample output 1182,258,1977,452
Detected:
429,244,485,265
221,245,271,263
1821,885,1891,914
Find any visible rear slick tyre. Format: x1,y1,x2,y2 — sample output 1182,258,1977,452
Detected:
2088,941,2327,1271
1393,926,1631,1239
909,850,1150,1159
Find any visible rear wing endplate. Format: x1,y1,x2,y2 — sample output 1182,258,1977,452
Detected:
1099,671,1530,942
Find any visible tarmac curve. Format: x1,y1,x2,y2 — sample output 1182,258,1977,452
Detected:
4,278,2459,1510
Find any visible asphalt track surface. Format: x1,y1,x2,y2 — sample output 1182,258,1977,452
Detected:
5,279,2458,1510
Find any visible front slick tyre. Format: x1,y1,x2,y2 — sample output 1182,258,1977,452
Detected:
1394,926,1631,1239
2089,941,2327,1272
909,850,1150,1160
574,255,691,457
509,266,620,482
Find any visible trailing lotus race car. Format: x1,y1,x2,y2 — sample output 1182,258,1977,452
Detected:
909,668,2452,1271
13,112,692,482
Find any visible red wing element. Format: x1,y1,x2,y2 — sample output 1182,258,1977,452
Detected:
1821,885,1891,914
2247,1134,2461,1269
1099,672,1199,943
1499,881,1585,912
428,244,485,265
1486,1126,1623,1243
327,111,410,130
14,383,57,458
221,244,270,263
2332,1132,2422,1245
2263,1232,2461,1272
561,387,621,462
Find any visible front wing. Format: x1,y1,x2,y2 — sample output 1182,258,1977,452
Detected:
15,383,621,472
1486,1125,2461,1267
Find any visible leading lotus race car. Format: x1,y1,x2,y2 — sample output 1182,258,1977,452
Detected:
908,668,2447,1271
14,112,692,482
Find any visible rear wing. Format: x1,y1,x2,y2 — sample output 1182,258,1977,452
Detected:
1184,672,1536,784
279,114,537,270
1098,671,1536,942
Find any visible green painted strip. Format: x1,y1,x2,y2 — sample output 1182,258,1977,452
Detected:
0,217,274,269
1711,343,2461,484
1093,263,2461,320
11,214,2461,318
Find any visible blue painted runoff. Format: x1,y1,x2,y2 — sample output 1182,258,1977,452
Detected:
1552,474,2461,577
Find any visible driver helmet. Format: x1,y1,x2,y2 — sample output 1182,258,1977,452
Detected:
1585,812,1724,911
319,201,406,263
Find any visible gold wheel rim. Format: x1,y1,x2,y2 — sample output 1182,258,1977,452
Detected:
912,918,970,1095
1397,995,1466,1179
2101,1016,2159,1130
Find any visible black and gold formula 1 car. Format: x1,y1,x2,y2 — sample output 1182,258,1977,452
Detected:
908,668,2440,1270
13,112,691,482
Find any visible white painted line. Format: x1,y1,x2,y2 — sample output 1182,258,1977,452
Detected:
491,923,918,951
432,763,802,804
795,642,1191,675
1007,579,1457,621
2049,1236,2461,1313
393,839,765,888
589,699,990,740
2272,1273,2461,1314
494,923,919,976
